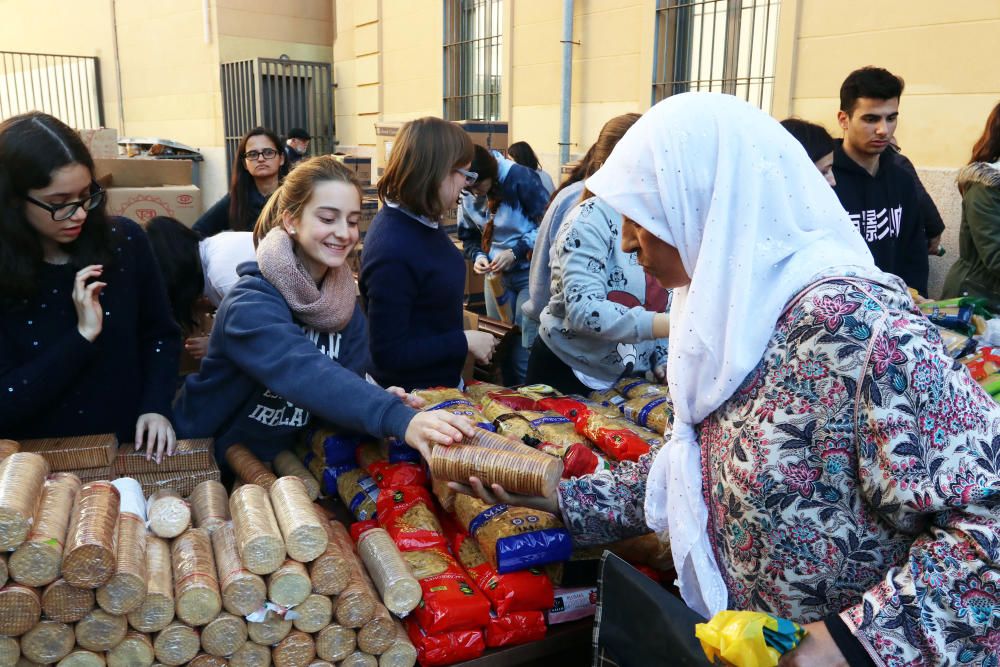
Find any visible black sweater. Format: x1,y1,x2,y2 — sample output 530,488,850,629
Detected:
0,218,181,441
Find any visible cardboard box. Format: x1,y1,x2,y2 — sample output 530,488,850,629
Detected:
357,196,379,241
94,158,201,226
94,158,193,187
455,120,508,152
335,154,373,185
77,128,119,159
374,121,403,181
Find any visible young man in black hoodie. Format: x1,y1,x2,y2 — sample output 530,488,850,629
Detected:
833,67,928,295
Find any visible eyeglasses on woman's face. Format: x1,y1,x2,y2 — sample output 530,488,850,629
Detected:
25,183,105,221
455,167,479,186
243,148,280,161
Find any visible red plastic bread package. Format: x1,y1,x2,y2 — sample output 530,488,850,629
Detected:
405,617,485,667
452,531,554,616
400,545,491,633
376,485,448,551
485,610,547,648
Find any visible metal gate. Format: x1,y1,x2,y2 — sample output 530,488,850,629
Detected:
220,57,334,177
0,51,104,127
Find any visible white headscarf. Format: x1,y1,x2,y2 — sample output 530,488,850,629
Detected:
586,92,889,618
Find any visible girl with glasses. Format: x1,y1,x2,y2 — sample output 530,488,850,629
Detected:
194,127,286,238
0,112,181,462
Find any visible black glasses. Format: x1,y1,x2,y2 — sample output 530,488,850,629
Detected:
243,148,279,161
25,183,105,221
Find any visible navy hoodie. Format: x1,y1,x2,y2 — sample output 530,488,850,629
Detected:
832,140,928,295
173,262,416,462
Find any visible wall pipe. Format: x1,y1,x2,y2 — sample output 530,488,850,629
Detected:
558,0,574,168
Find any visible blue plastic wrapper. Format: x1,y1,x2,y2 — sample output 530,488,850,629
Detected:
461,499,574,574
306,426,363,466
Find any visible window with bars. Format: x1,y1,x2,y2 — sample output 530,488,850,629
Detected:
444,0,503,122
653,0,780,110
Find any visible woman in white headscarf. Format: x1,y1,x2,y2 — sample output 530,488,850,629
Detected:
454,93,1000,666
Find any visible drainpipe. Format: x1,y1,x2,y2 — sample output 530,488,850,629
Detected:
109,0,126,131
559,0,574,168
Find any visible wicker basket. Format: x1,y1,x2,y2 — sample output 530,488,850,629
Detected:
17,434,117,471
115,439,214,476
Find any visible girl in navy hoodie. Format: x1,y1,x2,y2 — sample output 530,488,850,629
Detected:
174,157,474,465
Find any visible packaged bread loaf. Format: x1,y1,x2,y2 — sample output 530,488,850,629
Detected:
190,480,230,533
357,527,422,616
377,620,417,667
127,536,175,633
189,654,228,667
451,531,554,615
315,624,356,663
147,489,191,539
404,618,484,667
230,484,286,575
41,579,94,623
336,468,379,521
247,609,292,645
399,547,490,634
57,649,106,666
153,622,200,666
293,593,333,634
0,452,49,551
308,516,353,596
97,510,147,615
273,630,315,667
225,445,277,489
211,521,267,616
269,476,327,562
0,582,41,636
340,651,377,667
106,631,154,667
201,612,248,658
327,522,376,629
0,636,17,667
273,451,320,500
75,608,127,651
267,559,311,608
172,527,222,626
9,472,80,587
431,443,562,497
358,603,396,655
20,620,75,664
229,639,273,667
62,481,119,589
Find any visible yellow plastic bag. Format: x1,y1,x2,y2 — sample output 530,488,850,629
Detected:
695,610,805,667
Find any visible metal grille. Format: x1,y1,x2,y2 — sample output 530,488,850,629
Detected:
0,51,103,127
653,0,780,110
220,57,334,177
444,0,503,121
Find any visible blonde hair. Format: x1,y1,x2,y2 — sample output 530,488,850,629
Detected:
253,156,364,246
581,113,642,201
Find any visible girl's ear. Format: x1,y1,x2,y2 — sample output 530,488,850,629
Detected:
281,209,297,236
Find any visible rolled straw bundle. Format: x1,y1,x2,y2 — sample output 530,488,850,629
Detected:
97,512,147,615
357,528,421,616
62,481,119,589
57,649,106,666
341,651,377,667
267,559,311,608
292,593,333,634
315,625,356,663
20,620,74,664
107,631,154,667
273,451,320,501
171,528,222,626
127,536,175,633
41,579,94,623
229,639,272,667
225,445,277,489
0,583,41,636
201,612,248,657
211,522,267,616
146,489,191,539
358,603,396,656
230,485,285,575
75,608,127,651
9,473,80,587
0,637,17,667
190,481,230,533
153,622,200,666
377,620,417,667
430,444,562,497
308,516,353,596
273,630,315,667
0,439,19,462
189,655,227,667
247,610,292,646
0,452,49,550
269,477,327,563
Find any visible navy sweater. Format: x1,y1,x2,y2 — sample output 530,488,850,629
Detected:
0,218,181,441
359,205,468,390
193,187,271,238
173,262,415,462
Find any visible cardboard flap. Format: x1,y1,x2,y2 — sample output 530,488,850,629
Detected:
94,158,193,187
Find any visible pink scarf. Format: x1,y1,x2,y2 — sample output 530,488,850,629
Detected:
256,227,356,332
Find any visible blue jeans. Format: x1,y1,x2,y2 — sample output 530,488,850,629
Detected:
484,268,530,385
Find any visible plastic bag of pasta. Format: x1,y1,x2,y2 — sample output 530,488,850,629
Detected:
405,617,485,667
485,610,547,648
305,425,363,466
614,377,670,400
621,394,674,435
376,485,447,551
463,380,505,404
414,387,495,431
356,439,426,489
336,467,380,521
452,531,554,615
400,546,491,633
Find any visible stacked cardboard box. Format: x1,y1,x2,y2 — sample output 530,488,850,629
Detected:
94,158,202,227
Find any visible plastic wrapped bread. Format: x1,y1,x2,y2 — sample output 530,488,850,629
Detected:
146,489,191,539
41,579,94,623
358,603,396,655
106,631,154,667
20,620,74,664
315,624,356,663
171,527,222,626
328,523,376,628
126,536,174,633
201,612,248,658
267,559,311,608
430,443,562,497
292,593,333,634
272,630,315,667
377,620,417,667
211,522,267,616
75,608,127,651
9,472,80,587
153,622,200,666
273,451,320,500
225,445,277,489
356,528,421,616
269,476,327,562
96,511,147,614
229,639,272,667
0,583,41,636
0,452,49,550
62,481,119,589
308,515,353,596
190,481,230,533
247,610,292,646
230,485,285,575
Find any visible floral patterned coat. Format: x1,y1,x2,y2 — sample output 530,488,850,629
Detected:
559,277,1000,666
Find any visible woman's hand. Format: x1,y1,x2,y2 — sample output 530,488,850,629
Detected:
386,386,426,409
73,265,106,342
652,313,670,338
473,255,492,275
653,362,668,383
489,249,516,273
777,622,847,667
184,335,210,360
465,330,497,365
403,411,476,462
448,476,560,514
135,413,176,464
